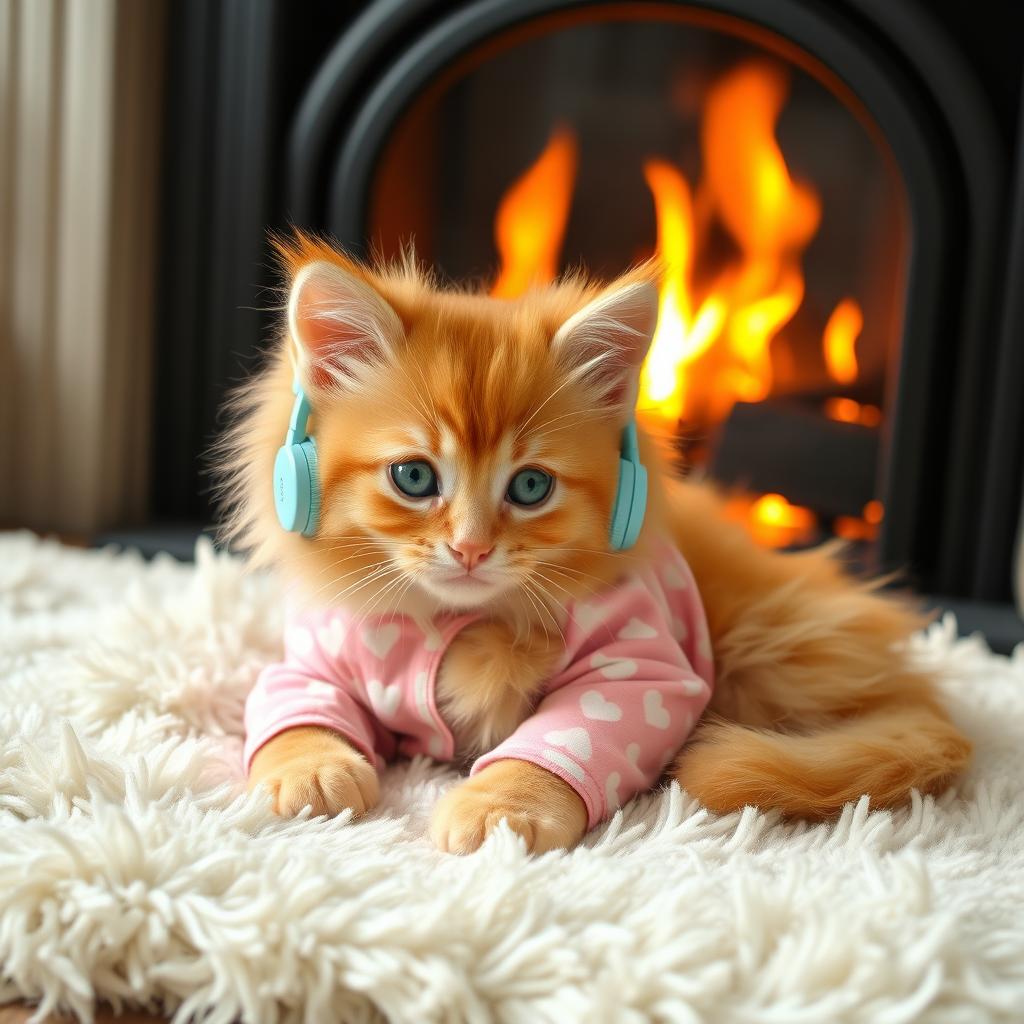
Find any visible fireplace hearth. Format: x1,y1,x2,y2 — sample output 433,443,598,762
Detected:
145,0,1024,647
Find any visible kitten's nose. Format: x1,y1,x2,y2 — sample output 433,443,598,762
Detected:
448,540,493,571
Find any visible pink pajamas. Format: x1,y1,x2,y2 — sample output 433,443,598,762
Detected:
244,542,714,826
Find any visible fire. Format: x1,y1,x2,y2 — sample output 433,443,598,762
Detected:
638,160,725,424
834,500,885,542
823,298,862,384
637,61,819,431
491,128,577,299
490,64,823,431
824,397,882,428
726,492,818,548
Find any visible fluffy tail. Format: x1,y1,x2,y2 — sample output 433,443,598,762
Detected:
664,480,972,818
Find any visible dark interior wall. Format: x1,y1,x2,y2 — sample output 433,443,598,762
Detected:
152,0,361,523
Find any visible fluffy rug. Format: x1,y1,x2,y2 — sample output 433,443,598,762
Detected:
2,533,1024,1024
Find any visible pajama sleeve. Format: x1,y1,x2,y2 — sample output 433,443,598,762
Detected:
243,620,387,772
470,593,713,828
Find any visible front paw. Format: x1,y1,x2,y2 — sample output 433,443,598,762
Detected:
248,726,379,818
430,760,588,854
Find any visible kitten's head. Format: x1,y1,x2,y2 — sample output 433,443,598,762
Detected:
219,234,663,622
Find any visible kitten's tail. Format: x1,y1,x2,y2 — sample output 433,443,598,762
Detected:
663,479,972,818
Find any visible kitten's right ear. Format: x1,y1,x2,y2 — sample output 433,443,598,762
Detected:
287,260,404,389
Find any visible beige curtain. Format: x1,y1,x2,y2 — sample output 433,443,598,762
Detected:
0,0,165,535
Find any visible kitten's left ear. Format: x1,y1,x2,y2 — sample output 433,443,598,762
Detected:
551,280,659,411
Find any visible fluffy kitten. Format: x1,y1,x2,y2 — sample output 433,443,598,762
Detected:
219,233,971,853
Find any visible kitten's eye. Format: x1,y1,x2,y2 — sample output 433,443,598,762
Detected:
507,467,553,507
390,461,439,498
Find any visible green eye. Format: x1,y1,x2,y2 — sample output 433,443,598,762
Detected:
507,467,553,507
390,461,439,498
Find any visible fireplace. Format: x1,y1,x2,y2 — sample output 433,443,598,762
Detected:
149,0,1024,644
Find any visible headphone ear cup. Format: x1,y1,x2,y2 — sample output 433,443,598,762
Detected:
299,438,321,536
621,461,647,550
609,458,636,551
609,457,648,552
273,438,320,536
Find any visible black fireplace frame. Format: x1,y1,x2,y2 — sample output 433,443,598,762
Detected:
148,0,1024,626
283,0,1009,600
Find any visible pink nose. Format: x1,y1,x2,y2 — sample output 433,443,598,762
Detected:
448,540,493,571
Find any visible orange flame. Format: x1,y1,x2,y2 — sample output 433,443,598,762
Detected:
636,61,820,432
491,128,577,298
824,397,882,428
639,160,725,424
823,298,862,384
727,492,818,548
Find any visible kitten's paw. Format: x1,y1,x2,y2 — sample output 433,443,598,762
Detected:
248,726,379,818
430,760,587,854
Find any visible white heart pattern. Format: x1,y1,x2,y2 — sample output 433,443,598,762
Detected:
543,727,593,761
366,678,401,718
626,742,641,767
541,748,585,782
644,690,671,729
362,622,400,660
680,677,707,696
305,679,336,699
316,618,346,659
591,652,638,680
618,617,658,641
661,563,689,590
580,690,623,722
605,771,622,810
670,616,689,643
573,601,607,633
286,626,314,657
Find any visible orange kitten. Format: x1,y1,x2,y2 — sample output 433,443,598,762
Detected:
218,233,970,853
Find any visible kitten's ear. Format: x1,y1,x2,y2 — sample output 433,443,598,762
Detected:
551,280,659,411
287,259,404,389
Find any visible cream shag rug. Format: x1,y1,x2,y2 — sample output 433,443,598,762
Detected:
2,533,1024,1024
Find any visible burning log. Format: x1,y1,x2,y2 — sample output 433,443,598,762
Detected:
708,399,879,520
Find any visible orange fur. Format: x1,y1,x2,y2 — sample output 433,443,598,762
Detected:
431,759,587,854
665,479,971,817
248,726,379,817
219,233,970,851
435,619,561,759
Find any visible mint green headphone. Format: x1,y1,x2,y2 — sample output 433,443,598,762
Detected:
273,376,320,537
273,380,647,549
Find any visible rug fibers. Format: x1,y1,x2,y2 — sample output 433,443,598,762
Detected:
1,533,1023,1023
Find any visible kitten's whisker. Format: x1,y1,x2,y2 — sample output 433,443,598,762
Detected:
306,548,389,580
536,545,647,565
319,537,390,554
531,559,610,590
322,569,405,620
351,569,412,630
321,563,402,608
520,575,564,644
293,570,391,619
301,558,390,603
515,580,548,642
